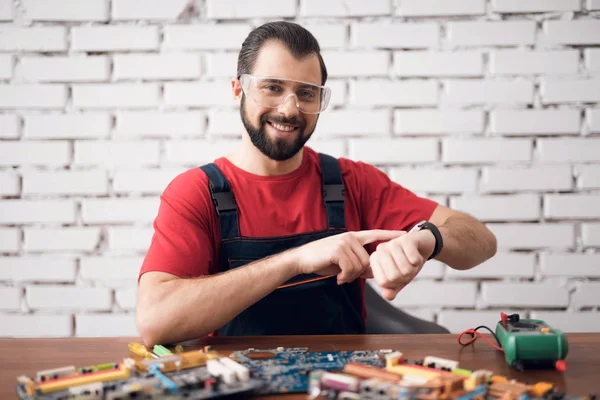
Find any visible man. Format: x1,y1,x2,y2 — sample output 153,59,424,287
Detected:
136,21,497,347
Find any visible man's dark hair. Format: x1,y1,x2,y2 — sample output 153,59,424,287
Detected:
237,21,328,85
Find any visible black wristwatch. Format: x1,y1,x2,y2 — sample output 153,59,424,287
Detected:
411,220,443,260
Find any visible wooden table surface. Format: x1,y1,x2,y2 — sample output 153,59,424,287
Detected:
2,333,599,398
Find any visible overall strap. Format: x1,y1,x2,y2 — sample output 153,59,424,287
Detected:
199,163,240,239
318,153,346,230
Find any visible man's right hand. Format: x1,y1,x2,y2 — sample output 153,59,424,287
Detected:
291,230,406,285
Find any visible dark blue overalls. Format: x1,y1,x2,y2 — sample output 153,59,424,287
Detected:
199,153,366,336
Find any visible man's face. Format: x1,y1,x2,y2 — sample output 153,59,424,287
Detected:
238,41,322,161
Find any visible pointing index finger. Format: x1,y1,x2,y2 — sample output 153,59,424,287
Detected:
353,229,406,246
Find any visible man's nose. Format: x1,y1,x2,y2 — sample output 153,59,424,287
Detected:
277,93,300,117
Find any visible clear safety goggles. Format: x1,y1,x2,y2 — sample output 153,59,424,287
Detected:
239,74,331,114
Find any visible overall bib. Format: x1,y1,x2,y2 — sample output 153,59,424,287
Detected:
199,153,365,336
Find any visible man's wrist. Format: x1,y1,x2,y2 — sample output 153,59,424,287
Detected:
411,220,443,260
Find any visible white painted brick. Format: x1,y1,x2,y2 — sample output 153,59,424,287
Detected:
0,170,19,196
116,287,136,310
582,223,600,247
22,0,108,21
328,80,347,106
0,200,75,224
543,20,600,45
542,79,600,104
413,260,445,279
492,0,580,12
438,311,520,334
538,138,600,162
113,54,201,80
352,22,439,49
0,141,70,166
588,108,600,133
490,109,580,135
27,286,112,311
578,165,600,189
108,227,153,251
24,228,101,252
486,223,575,250
589,0,600,10
209,0,296,18
482,283,568,307
0,26,66,51
24,113,111,139
481,165,573,193
0,54,12,79
73,83,159,109
531,311,600,333
0,228,20,252
207,110,243,136
394,51,482,77
164,24,251,50
322,51,388,77
314,109,390,136
352,80,437,106
447,21,535,47
0,0,12,20
450,194,540,222
0,84,67,109
302,0,389,16
383,281,477,307
571,283,600,308
165,140,240,165
398,0,485,16
164,82,234,107
442,138,532,164
586,49,600,73
348,139,438,164
74,141,160,167
80,256,143,288
395,110,484,135
17,56,109,82
389,167,477,194
23,170,108,195
544,194,600,220
541,253,600,278
112,0,189,20
113,168,184,194
443,80,534,106
205,53,237,78
0,315,72,337
116,111,205,137
307,141,346,159
302,24,347,49
76,314,137,337
72,26,159,52
491,50,579,76
0,257,76,282
446,252,535,279
82,198,160,224
0,287,20,310
0,114,19,138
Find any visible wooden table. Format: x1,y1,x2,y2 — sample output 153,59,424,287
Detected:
2,333,599,398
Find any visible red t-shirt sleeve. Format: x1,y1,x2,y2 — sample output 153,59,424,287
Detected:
138,168,216,281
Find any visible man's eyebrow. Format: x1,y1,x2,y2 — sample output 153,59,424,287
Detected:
264,78,285,84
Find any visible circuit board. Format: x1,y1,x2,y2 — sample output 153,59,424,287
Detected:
229,347,391,394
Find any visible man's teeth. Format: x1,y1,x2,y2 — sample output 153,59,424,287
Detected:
271,122,296,132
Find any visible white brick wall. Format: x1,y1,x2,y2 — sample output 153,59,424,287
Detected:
1,1,599,338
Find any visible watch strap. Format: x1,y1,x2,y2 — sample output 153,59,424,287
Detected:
417,221,443,260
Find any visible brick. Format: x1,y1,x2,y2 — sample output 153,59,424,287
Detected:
82,198,160,224
486,223,575,250
0,141,70,166
531,311,600,333
0,170,19,196
108,227,153,251
446,252,535,279
0,114,19,138
352,80,437,106
166,140,240,165
306,141,346,159
447,21,535,47
327,80,347,106
26,286,112,311
398,0,485,16
450,194,540,222
492,0,580,12
164,24,251,50
491,50,579,75
17,56,109,82
116,111,205,138
0,228,20,252
588,108,600,133
0,315,72,337
383,281,477,307
544,194,600,220
414,260,445,279
24,113,111,139
438,311,521,334
80,256,143,288
205,53,237,78
443,79,533,106
394,51,482,77
314,109,390,136
0,0,12,20
22,0,108,21
442,138,532,164
542,79,600,104
0,200,75,224
389,167,477,194
541,253,600,278
0,26,66,51
348,139,438,164
113,54,201,80
72,26,158,51
164,82,234,107
113,168,184,194
490,109,579,135
24,227,101,252
571,283,600,308
0,257,76,282
75,314,137,337
586,49,600,73
302,0,389,16
482,282,568,307
112,0,189,20
589,0,600,10
395,110,483,135
322,51,389,77
116,287,136,310
23,170,107,195
582,223,600,247
578,165,600,189
543,20,600,45
73,83,159,109
538,138,600,162
0,84,66,109
302,24,346,49
0,287,20,310
0,54,12,79
207,110,245,136
482,165,573,193
74,140,160,167
352,22,439,49
209,0,296,18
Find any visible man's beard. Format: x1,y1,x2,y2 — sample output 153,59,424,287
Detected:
240,95,315,161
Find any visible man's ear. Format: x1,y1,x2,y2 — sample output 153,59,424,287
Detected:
231,78,242,106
